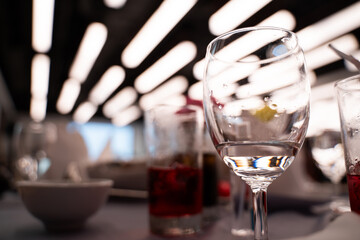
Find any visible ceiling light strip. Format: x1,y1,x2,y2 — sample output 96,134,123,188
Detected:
139,75,188,110
68,22,108,83
193,10,296,80
209,0,272,36
188,81,203,101
111,105,142,127
305,34,358,70
89,65,125,105
30,98,47,122
32,0,55,53
121,0,198,68
73,101,98,124
297,1,360,52
56,78,81,114
102,87,138,118
31,54,50,98
103,0,127,9
134,41,197,94
30,54,50,122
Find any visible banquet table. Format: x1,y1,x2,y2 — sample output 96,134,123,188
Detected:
1,191,360,240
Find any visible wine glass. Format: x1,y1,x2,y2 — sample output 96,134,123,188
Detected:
308,129,350,215
13,121,57,181
203,26,311,239
309,129,346,188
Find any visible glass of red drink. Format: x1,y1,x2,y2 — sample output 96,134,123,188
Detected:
144,104,203,236
335,74,360,214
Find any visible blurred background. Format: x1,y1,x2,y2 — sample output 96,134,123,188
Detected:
0,0,360,196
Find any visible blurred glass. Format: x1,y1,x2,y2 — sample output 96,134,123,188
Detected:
335,74,360,215
13,121,57,181
308,130,346,186
144,104,203,236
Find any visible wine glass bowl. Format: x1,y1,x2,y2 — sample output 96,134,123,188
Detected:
203,27,311,239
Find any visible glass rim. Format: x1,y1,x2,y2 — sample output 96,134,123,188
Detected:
206,26,300,65
335,74,360,92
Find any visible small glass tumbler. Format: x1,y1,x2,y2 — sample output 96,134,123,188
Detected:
144,104,204,236
335,74,360,214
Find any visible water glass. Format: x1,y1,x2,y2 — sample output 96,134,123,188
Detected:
335,74,360,214
144,104,203,236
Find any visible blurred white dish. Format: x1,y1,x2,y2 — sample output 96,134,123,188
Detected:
17,179,113,231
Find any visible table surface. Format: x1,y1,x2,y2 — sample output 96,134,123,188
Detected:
2,191,358,240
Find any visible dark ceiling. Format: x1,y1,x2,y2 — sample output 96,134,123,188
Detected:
0,0,359,123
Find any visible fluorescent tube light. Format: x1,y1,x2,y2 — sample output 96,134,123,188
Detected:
112,105,141,127
30,97,47,122
30,54,50,122
56,78,81,114
188,81,202,101
102,87,138,118
73,101,98,124
121,0,197,68
31,54,50,98
209,0,271,36
297,1,360,52
32,0,55,53
305,34,358,70
139,75,188,110
193,10,296,80
103,0,126,9
69,22,108,83
89,65,125,105
134,41,196,94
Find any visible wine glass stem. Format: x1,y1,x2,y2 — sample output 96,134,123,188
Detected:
252,188,268,240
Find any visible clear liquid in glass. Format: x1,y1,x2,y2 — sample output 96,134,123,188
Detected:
216,141,299,187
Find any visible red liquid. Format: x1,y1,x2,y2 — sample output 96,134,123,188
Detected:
148,166,202,217
347,174,360,214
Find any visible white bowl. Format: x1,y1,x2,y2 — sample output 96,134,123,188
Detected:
17,179,113,231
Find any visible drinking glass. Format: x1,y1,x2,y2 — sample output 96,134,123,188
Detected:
335,74,360,215
144,104,203,236
308,129,350,215
203,27,311,239
308,129,346,188
13,121,57,181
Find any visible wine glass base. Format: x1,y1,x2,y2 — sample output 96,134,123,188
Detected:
231,228,254,239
